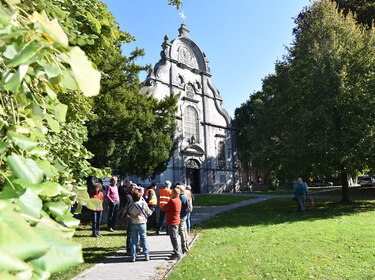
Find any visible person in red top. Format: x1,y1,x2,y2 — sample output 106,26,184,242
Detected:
90,183,104,237
163,187,182,260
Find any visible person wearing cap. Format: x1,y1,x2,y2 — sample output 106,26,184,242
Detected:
176,184,190,254
145,183,158,230
106,176,120,232
156,180,172,234
163,187,182,260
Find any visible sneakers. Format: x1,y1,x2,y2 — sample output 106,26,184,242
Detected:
145,255,150,261
108,228,115,232
131,258,135,262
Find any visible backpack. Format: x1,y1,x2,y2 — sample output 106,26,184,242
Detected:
186,197,193,213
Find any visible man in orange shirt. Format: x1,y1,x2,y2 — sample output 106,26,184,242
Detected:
156,180,172,234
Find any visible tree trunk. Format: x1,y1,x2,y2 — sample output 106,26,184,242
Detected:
340,170,350,203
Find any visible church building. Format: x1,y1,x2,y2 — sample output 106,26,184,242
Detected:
140,24,239,193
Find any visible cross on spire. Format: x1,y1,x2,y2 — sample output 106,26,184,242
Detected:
179,11,187,24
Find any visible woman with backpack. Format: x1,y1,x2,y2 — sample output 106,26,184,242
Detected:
293,178,308,213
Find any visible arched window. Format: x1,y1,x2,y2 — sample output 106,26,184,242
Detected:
218,141,226,169
184,106,198,142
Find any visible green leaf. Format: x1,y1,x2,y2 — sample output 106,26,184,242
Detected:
0,207,50,260
73,203,82,214
6,131,38,151
7,154,44,184
44,63,60,78
68,47,101,97
45,114,60,133
36,216,75,239
0,141,9,153
30,12,68,47
86,12,102,34
37,160,59,177
29,147,49,157
44,201,69,218
3,65,28,92
53,103,68,122
59,68,77,91
16,188,43,219
55,213,80,228
6,41,40,67
0,104,4,115
45,84,57,99
32,104,44,118
39,181,62,197
87,198,102,211
0,176,28,199
0,249,31,272
3,44,17,59
30,228,83,273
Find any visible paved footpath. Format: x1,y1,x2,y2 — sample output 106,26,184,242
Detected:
72,193,295,280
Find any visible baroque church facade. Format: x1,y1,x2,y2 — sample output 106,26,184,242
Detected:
139,24,239,193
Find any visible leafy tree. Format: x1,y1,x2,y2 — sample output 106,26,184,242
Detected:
332,0,375,29
290,0,375,201
235,0,374,202
0,1,108,277
86,89,179,178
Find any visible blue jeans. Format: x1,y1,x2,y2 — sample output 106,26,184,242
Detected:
91,211,102,236
186,213,191,232
131,223,149,259
107,201,120,229
297,195,307,213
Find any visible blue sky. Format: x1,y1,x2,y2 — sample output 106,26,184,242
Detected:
101,0,312,117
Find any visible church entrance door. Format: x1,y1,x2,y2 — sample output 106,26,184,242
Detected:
186,159,200,193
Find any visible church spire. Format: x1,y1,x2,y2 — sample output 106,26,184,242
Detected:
178,23,190,37
178,11,189,37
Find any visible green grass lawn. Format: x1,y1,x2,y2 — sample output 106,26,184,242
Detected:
169,198,375,280
194,194,257,206
50,224,126,280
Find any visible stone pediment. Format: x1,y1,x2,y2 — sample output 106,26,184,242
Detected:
181,144,205,156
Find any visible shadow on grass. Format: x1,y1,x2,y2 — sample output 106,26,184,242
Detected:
82,246,124,264
74,232,125,238
195,198,375,231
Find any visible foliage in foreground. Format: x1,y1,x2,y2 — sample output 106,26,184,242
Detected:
50,226,126,280
0,0,110,278
169,198,375,280
234,0,375,201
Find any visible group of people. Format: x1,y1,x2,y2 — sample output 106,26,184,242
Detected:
89,177,194,262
